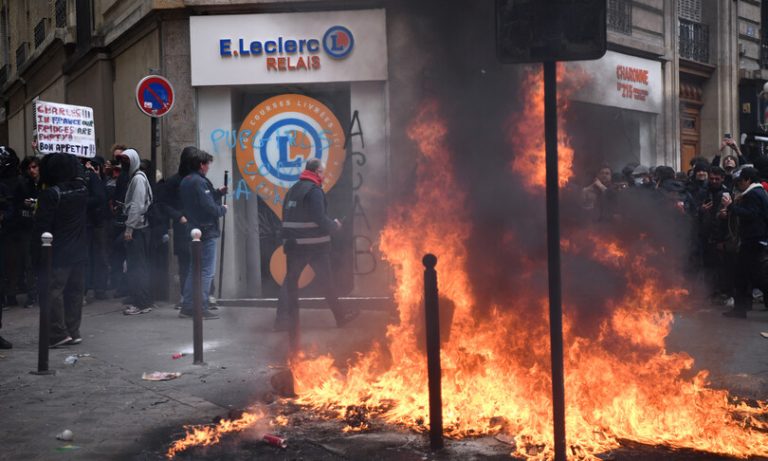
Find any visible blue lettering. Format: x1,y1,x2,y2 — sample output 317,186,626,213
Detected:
250,41,262,55
238,38,250,56
219,39,232,56
307,39,320,53
331,34,344,51
284,40,297,53
243,161,258,176
234,179,252,201
265,41,277,54
277,135,302,170
238,129,252,150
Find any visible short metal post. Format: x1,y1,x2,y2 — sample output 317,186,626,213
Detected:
31,232,54,375
423,254,443,450
191,229,204,365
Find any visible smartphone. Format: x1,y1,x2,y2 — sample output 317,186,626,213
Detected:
724,133,732,139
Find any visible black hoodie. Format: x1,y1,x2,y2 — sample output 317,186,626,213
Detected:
33,154,88,267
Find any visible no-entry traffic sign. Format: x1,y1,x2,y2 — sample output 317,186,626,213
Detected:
135,75,175,117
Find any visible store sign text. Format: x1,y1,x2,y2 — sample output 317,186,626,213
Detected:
616,65,649,102
218,25,354,73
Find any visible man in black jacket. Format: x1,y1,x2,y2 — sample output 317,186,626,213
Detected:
34,153,89,346
178,149,226,320
275,159,359,335
14,156,40,307
721,167,768,318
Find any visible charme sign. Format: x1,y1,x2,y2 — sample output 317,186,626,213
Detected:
565,50,662,113
191,10,386,86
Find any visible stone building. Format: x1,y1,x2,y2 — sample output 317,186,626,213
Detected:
0,0,763,300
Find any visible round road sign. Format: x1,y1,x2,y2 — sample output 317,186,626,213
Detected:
135,75,175,118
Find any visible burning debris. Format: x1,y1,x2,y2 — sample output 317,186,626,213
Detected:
285,82,768,461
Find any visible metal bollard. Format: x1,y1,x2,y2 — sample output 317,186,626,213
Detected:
191,228,204,365
31,232,54,375
422,253,443,450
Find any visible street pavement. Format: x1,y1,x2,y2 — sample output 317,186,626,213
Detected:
1,297,767,460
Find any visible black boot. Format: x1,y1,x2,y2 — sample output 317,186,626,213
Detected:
5,295,18,307
0,336,12,349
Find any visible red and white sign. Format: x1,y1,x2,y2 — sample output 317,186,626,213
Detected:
135,75,175,118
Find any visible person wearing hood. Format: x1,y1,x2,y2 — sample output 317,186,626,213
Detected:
82,156,109,300
33,153,89,347
720,167,768,318
0,146,19,348
119,148,154,316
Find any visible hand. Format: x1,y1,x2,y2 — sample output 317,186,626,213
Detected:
675,201,685,213
218,186,228,195
701,201,713,211
24,198,35,207
124,230,133,242
222,204,228,211
179,216,188,224
721,194,733,207
334,218,342,230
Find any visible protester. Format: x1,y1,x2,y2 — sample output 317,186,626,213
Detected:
0,147,21,308
120,148,154,315
14,157,40,307
34,153,89,347
178,149,226,320
698,166,734,304
275,159,359,333
720,167,768,318
158,147,195,308
581,165,612,221
0,146,18,347
108,144,128,296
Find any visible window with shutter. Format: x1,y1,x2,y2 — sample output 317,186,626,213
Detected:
678,0,702,23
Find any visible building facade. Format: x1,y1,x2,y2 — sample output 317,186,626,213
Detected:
0,0,762,299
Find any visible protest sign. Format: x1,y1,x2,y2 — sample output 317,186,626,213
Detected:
34,100,96,158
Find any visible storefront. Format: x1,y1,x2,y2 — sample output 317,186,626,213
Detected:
189,9,390,299
565,50,664,179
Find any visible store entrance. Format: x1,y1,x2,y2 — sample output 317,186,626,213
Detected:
230,84,353,298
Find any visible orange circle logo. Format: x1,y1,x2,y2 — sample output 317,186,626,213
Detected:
235,94,346,218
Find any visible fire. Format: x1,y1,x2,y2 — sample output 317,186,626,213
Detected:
289,79,768,459
166,410,266,459
508,64,588,193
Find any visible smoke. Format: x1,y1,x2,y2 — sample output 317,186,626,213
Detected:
390,0,693,338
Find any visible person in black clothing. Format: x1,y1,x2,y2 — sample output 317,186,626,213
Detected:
0,146,18,348
0,147,21,308
158,147,195,307
14,156,40,307
82,156,109,299
275,159,359,337
720,167,768,318
34,153,89,347
108,144,128,296
697,166,733,300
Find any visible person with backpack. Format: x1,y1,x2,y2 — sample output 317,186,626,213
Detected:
119,148,154,315
33,153,89,347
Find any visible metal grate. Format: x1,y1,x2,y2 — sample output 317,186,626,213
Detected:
678,0,702,23
607,0,632,35
15,42,27,68
55,0,66,28
679,18,709,63
762,43,768,69
0,65,7,87
34,19,46,48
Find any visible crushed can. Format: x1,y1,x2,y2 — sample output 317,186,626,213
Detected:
263,433,287,449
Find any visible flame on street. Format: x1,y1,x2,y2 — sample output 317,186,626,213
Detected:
290,67,768,460
166,410,266,459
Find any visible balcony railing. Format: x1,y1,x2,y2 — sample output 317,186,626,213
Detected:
55,0,66,28
0,65,7,87
679,18,709,63
34,19,46,48
15,42,28,68
608,0,632,35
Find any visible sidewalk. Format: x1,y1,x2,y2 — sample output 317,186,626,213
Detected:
1,298,767,460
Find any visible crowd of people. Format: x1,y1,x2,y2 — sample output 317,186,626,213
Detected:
0,143,228,349
581,137,768,319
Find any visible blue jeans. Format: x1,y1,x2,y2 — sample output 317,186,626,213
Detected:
181,238,217,314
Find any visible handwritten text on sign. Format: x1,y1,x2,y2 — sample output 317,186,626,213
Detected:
35,100,96,158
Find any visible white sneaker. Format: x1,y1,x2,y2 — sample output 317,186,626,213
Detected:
724,297,735,308
208,295,217,305
123,305,152,315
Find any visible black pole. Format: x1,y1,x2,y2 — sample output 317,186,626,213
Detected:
191,228,204,365
422,254,443,451
217,170,228,299
544,61,567,461
31,232,54,375
150,116,157,175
